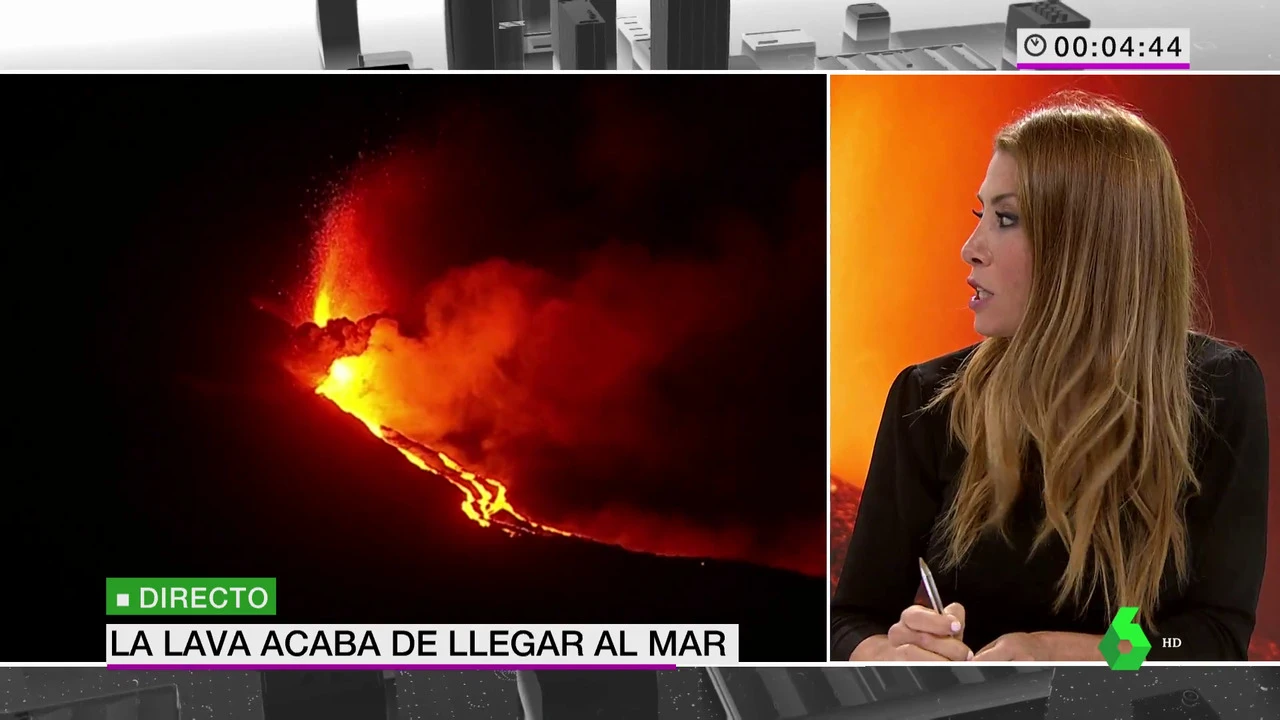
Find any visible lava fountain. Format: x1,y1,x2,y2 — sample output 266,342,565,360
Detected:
291,191,575,541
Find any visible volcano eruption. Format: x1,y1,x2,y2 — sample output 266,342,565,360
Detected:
267,118,828,577
12,75,828,662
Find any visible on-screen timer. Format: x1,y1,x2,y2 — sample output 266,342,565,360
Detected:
1023,33,1185,59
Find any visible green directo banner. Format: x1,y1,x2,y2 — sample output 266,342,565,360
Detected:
105,578,277,616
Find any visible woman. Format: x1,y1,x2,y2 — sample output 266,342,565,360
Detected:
831,93,1269,662
515,670,660,719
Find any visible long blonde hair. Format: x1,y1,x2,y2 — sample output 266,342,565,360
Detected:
930,93,1203,624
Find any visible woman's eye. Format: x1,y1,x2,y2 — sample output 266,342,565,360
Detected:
995,212,1018,228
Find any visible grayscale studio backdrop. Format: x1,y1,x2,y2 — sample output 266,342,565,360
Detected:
0,0,1276,70
2,668,1279,720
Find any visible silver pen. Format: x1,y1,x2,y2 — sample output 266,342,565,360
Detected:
918,557,945,615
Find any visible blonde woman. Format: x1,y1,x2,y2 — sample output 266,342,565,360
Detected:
832,93,1269,662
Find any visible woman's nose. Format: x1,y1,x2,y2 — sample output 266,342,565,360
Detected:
962,232,987,267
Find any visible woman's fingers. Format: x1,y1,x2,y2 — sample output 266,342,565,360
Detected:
887,622,973,660
902,604,964,637
942,603,967,641
887,604,973,660
891,643,952,662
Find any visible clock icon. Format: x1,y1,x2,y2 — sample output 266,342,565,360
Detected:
1023,33,1047,57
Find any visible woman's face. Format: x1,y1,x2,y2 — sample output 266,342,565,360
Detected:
963,151,1033,338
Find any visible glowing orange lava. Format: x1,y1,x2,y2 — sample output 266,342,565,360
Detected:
300,200,573,540
308,198,389,329
311,352,571,537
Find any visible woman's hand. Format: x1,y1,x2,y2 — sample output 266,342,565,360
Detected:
973,631,1104,661
851,603,974,661
971,633,1045,661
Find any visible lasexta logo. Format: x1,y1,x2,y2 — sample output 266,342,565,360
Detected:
1098,606,1151,670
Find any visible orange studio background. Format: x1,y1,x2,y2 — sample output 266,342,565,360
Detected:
829,74,1280,659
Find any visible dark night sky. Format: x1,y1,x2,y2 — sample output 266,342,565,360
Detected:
3,75,827,662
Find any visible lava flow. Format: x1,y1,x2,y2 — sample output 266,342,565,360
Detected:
285,195,575,541
315,352,571,539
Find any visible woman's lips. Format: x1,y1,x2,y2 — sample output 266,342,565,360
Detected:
967,279,993,311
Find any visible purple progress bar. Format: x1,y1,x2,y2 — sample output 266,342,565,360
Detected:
108,663,678,671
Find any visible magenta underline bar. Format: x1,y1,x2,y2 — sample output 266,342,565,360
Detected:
108,664,678,671
1018,62,1191,70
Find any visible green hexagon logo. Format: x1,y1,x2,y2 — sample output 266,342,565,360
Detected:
1099,606,1151,670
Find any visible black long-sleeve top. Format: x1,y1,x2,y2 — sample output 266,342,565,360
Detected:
831,336,1270,662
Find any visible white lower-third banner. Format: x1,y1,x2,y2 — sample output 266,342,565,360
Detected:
106,624,738,668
